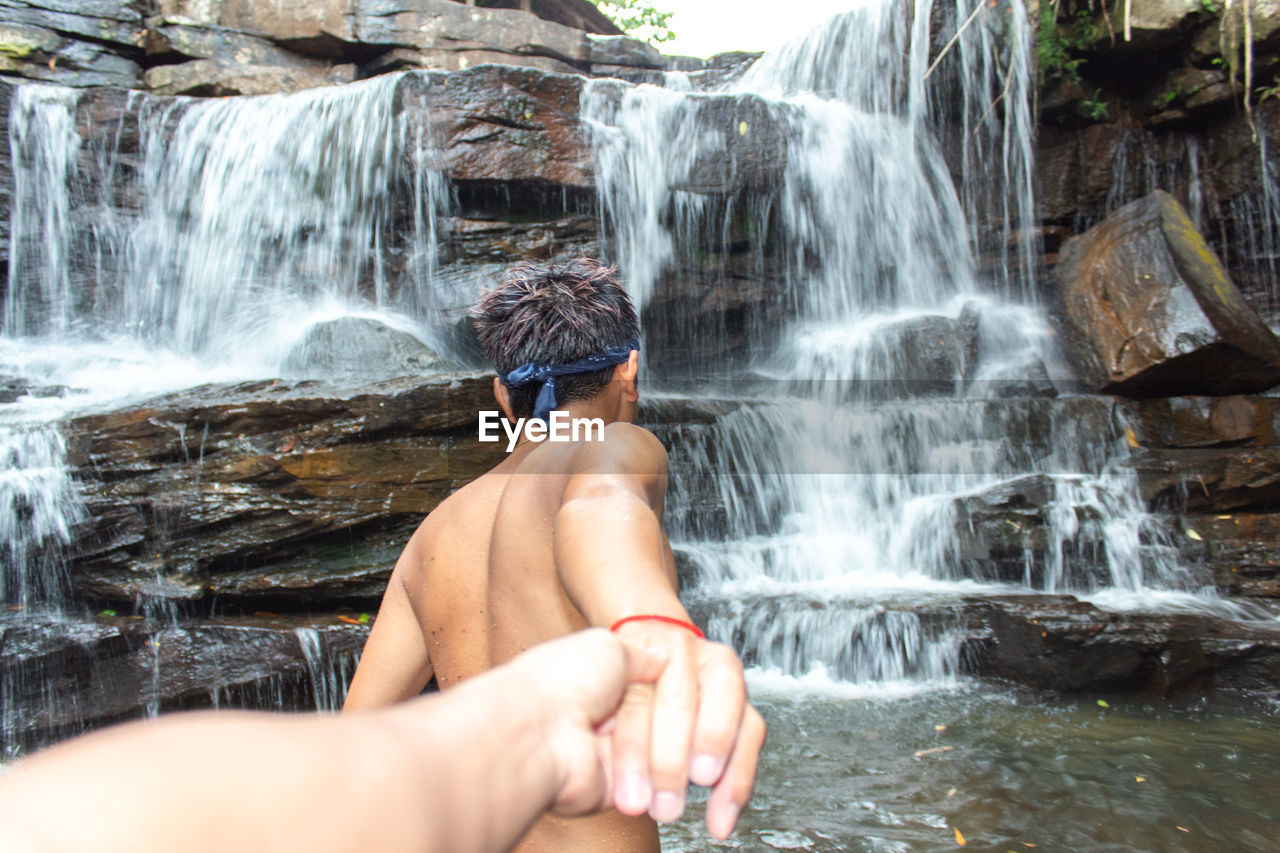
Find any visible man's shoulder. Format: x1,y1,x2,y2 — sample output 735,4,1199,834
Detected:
572,421,667,476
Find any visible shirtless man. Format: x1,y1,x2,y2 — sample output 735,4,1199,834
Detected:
343,259,765,851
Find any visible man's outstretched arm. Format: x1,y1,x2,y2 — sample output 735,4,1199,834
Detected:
0,631,665,853
554,422,766,840
343,530,434,711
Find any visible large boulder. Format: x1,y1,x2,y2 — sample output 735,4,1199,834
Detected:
281,317,443,378
1055,191,1280,397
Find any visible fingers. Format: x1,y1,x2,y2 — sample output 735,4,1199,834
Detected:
621,638,670,689
598,626,764,840
646,640,700,823
705,704,766,840
688,642,747,787
611,682,655,816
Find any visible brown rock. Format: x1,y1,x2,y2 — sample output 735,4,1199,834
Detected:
2,611,369,750
0,20,141,88
152,0,593,66
1037,123,1136,223
61,374,505,606
144,57,357,96
1055,190,1280,396
966,594,1280,694
1177,512,1280,598
1086,0,1205,51
399,65,594,188
145,19,316,66
1120,396,1280,447
0,0,144,49
1131,447,1280,510
364,45,582,75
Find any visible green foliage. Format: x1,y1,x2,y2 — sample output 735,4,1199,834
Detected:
1067,9,1099,46
1159,85,1180,107
1258,79,1280,103
1035,3,1095,85
1036,19,1082,83
1198,0,1221,15
1079,89,1110,120
588,0,675,45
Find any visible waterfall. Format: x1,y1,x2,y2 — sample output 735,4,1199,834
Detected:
5,84,80,340
0,423,81,608
0,75,449,751
4,73,451,377
295,627,358,712
589,0,1223,686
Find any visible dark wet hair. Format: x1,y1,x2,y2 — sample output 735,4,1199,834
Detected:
472,259,639,420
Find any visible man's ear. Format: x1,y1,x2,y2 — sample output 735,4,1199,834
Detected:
615,349,639,403
493,377,516,421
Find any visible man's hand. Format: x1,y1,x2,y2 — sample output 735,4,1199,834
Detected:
608,620,766,840
504,629,669,816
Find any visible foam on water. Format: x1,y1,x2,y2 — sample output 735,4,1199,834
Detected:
745,663,967,701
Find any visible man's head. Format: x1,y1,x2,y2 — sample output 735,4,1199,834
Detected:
472,259,640,421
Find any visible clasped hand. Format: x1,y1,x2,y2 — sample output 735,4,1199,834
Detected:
519,627,766,840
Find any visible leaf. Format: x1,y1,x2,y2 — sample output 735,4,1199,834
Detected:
946,787,958,797
1185,528,1203,541
1124,427,1140,448
337,615,362,625
954,826,967,846
100,609,117,617
1096,699,1110,708
738,121,749,136
935,724,947,732
914,745,955,758
359,612,370,623
1135,775,1146,782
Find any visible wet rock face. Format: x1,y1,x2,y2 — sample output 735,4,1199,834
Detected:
1055,191,1280,397
965,595,1280,695
399,65,594,189
2,611,369,753
60,374,504,610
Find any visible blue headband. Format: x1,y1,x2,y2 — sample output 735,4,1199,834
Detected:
502,338,639,425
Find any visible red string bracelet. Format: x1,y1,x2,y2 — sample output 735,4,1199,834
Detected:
610,614,705,639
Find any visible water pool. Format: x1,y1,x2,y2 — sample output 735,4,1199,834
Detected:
662,677,1280,852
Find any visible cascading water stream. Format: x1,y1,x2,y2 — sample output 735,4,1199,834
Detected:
587,0,1245,688
5,73,451,375
1,74,453,749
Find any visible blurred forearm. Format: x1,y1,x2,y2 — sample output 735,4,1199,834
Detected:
0,668,557,853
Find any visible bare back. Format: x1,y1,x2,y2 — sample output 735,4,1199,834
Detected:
400,429,662,852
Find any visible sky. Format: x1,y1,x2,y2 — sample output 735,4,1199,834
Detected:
660,0,862,58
